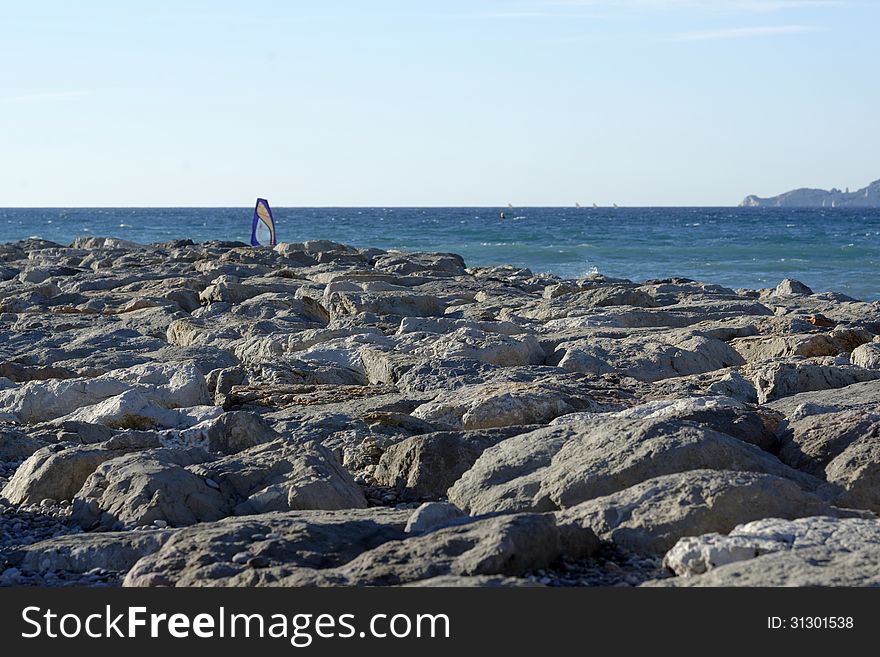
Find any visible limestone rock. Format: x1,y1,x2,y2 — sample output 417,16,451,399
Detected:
851,342,880,369
404,502,466,534
557,469,836,554
123,509,411,586
374,426,537,500
1,431,161,506
71,448,224,530
191,439,367,514
448,416,820,515
655,516,880,586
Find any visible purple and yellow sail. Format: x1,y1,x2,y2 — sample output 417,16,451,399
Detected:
251,198,277,247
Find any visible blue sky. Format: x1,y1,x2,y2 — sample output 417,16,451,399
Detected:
1,0,877,206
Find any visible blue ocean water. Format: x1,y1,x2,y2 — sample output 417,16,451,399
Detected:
2,207,879,301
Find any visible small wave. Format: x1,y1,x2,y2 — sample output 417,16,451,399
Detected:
786,223,797,227
119,223,132,228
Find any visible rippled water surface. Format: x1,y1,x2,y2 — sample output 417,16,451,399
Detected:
2,207,878,300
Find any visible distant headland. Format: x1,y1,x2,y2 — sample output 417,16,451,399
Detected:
740,178,880,208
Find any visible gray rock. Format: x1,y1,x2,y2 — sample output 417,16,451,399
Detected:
191,439,367,514
662,516,880,577
448,416,821,515
557,469,838,554
7,530,175,573
775,279,814,296
71,448,223,530
0,362,210,424
404,502,466,534
374,426,538,500
751,360,880,403
1,431,161,505
851,342,880,369
411,380,616,431
123,508,411,586
331,513,598,586
551,331,745,382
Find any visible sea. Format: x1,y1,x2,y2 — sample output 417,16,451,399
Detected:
2,207,879,301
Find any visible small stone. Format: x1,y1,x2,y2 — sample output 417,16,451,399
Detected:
39,498,57,508
247,556,269,569
153,519,168,528
204,478,220,490
250,533,265,541
264,532,280,540
231,551,251,564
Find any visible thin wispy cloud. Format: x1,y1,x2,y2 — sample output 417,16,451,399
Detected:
672,24,820,40
545,0,848,10
0,91,88,104
474,0,849,20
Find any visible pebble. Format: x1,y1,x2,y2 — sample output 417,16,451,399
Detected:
153,519,168,528
204,478,220,490
231,551,251,564
247,556,269,569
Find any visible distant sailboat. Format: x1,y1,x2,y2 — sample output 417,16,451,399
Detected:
592,203,598,209
251,198,277,246
507,203,513,209
575,202,581,208
613,203,619,209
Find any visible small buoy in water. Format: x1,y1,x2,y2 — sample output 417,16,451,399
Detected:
499,211,506,219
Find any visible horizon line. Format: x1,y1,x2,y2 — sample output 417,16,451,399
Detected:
0,204,755,209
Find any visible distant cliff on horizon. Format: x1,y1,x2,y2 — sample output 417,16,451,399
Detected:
740,178,880,208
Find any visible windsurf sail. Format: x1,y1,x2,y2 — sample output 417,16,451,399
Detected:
251,198,277,247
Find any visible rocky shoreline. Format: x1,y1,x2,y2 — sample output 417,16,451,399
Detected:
1,236,879,587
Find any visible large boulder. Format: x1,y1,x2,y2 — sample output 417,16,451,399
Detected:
775,410,880,477
329,513,598,586
7,530,175,575
729,334,839,362
851,342,880,370
1,431,161,505
448,416,821,515
662,516,880,577
410,380,615,431
556,469,838,554
655,516,880,586
163,410,279,454
123,509,411,586
751,360,880,403
71,448,224,530
0,362,210,423
191,439,367,514
550,331,745,382
55,389,221,430
374,426,537,500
